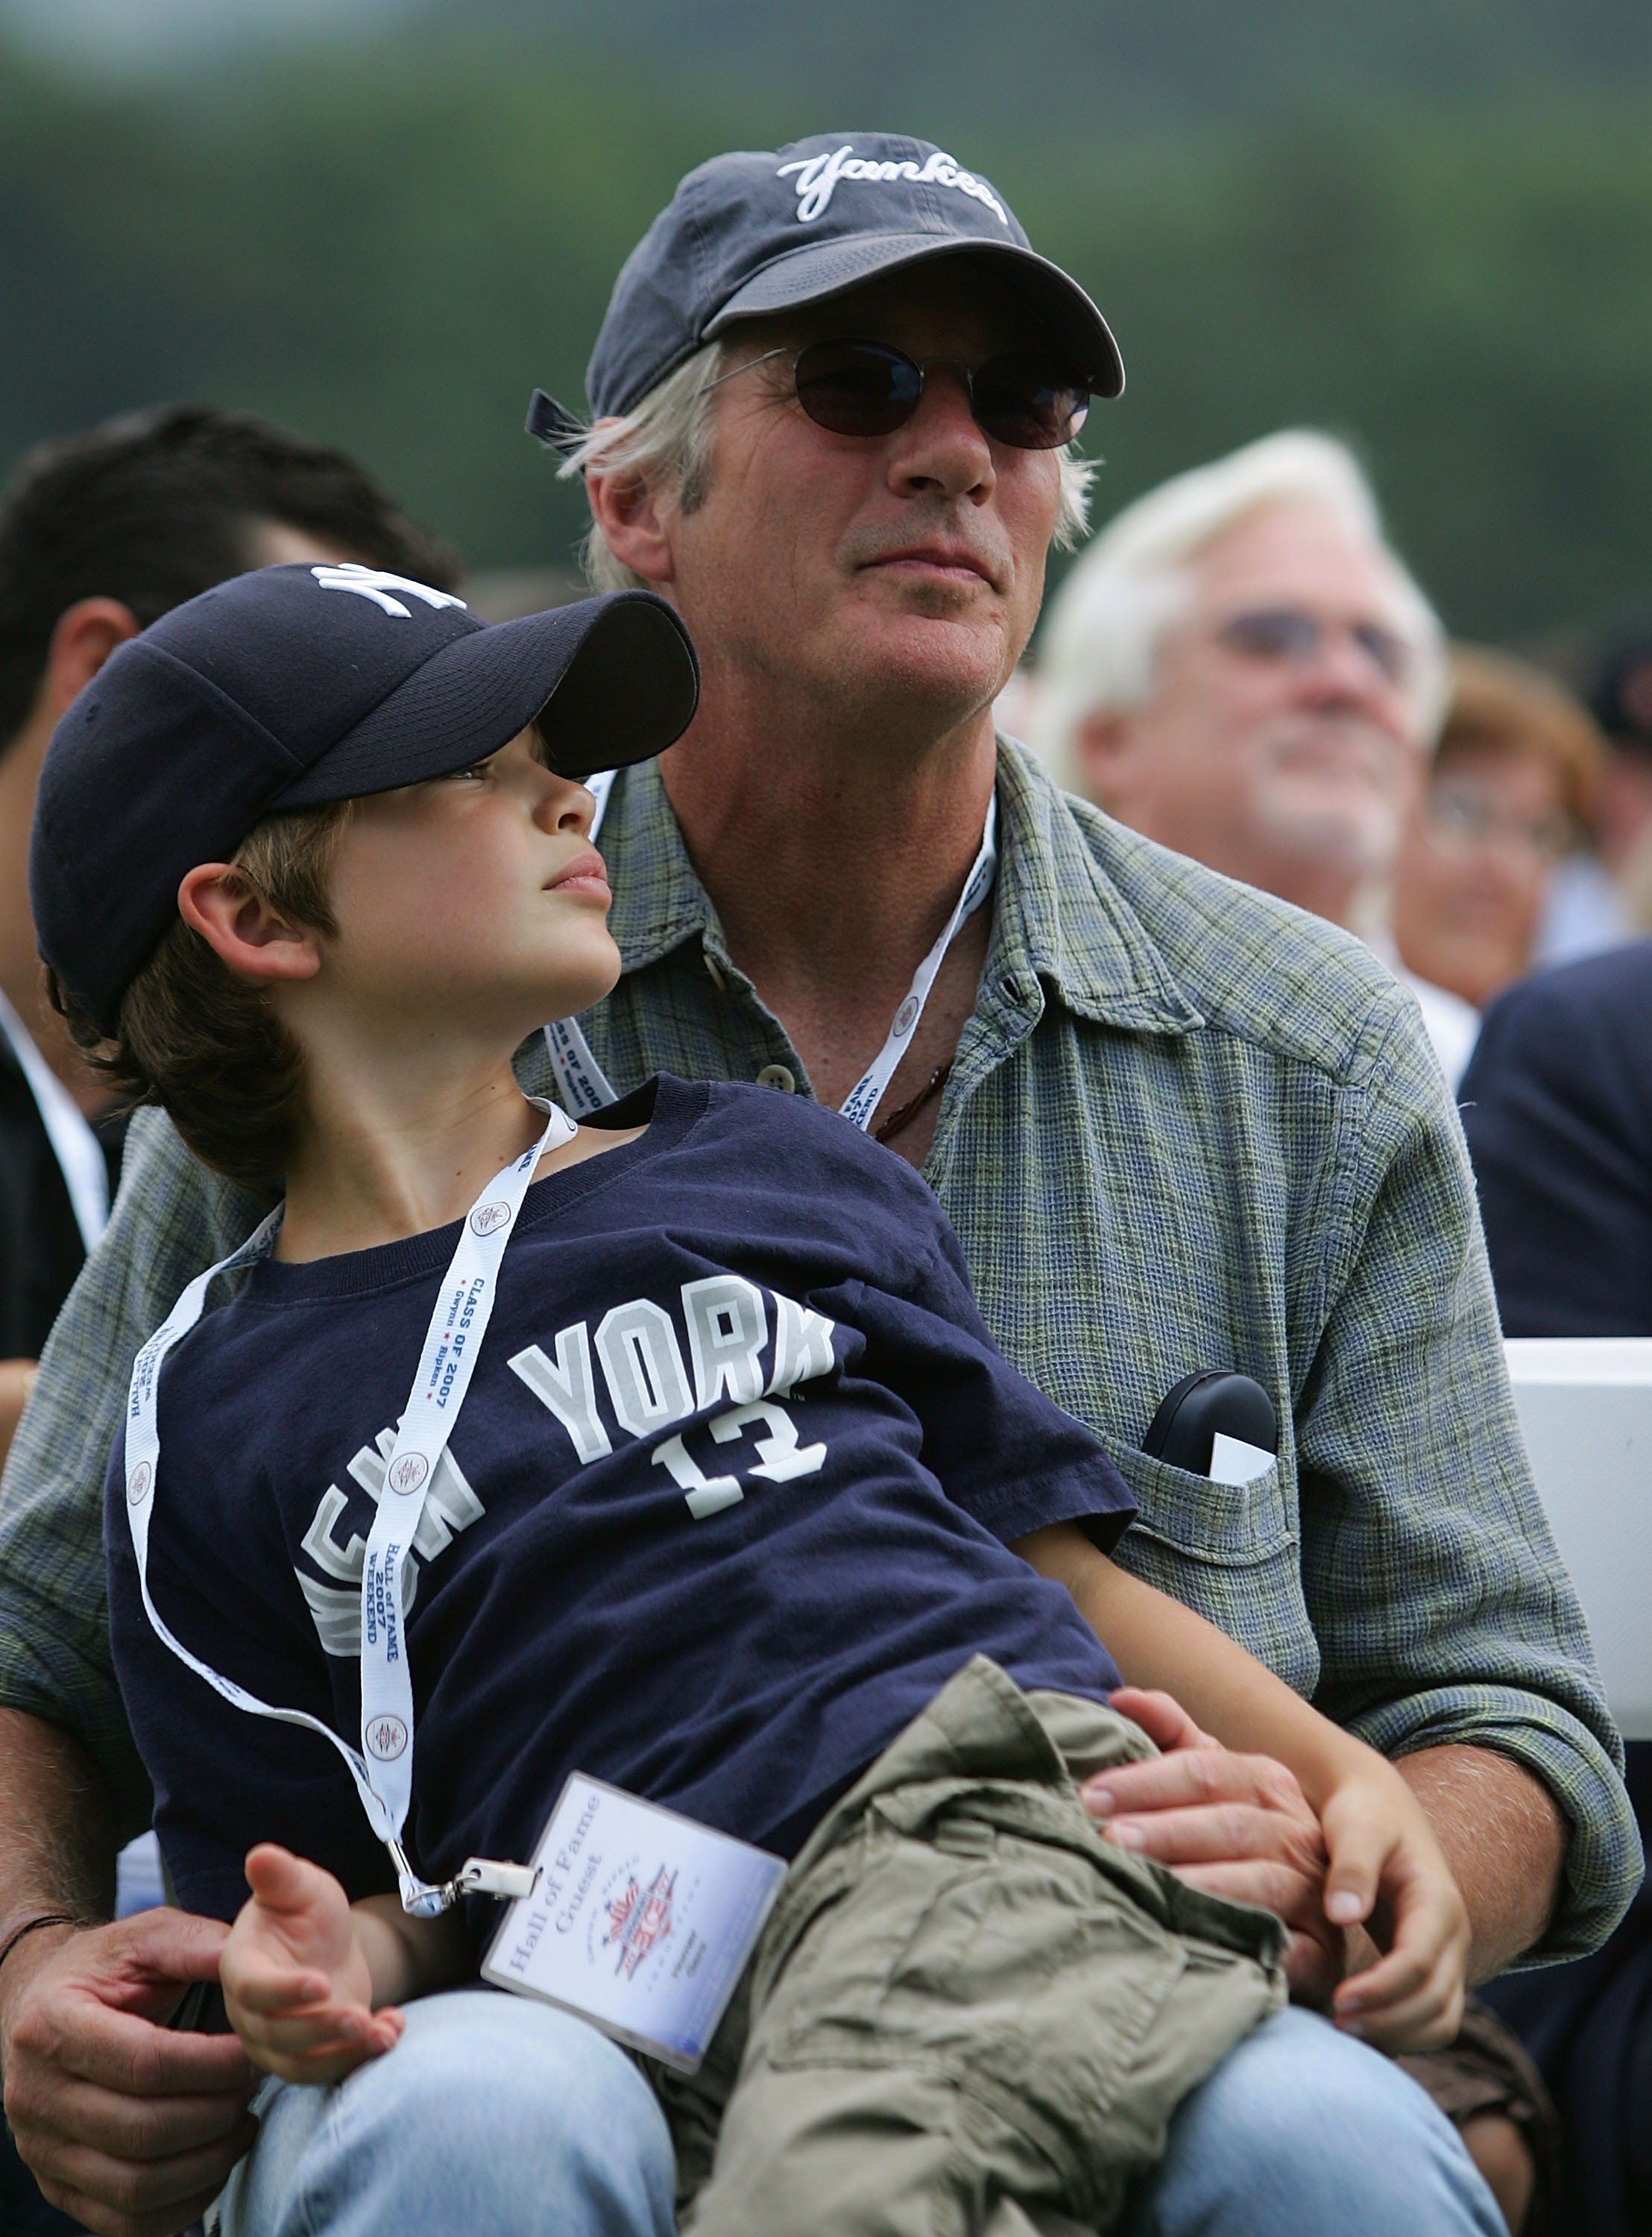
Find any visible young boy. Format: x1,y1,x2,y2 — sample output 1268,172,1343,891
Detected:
34,564,1468,2236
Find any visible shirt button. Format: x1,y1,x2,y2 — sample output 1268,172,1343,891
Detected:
704,952,728,990
756,1064,797,1093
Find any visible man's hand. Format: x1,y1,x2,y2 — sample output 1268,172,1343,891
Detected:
1,1907,256,2237
1087,1687,1342,2006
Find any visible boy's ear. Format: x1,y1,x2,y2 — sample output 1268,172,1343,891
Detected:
177,865,323,986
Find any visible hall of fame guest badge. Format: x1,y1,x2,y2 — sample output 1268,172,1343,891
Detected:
482,1775,787,2071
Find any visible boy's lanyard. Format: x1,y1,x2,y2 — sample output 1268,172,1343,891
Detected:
543,773,999,1127
0,987,110,1254
122,1098,576,1916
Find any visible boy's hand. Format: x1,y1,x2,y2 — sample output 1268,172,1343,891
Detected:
1317,1766,1471,2054
220,1845,404,2085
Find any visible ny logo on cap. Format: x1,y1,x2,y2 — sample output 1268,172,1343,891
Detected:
776,145,1008,227
310,563,469,620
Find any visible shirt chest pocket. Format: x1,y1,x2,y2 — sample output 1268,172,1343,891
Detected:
1105,1443,1320,1698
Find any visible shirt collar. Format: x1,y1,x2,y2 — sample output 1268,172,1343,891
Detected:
989,741,1203,1036
599,743,1203,1036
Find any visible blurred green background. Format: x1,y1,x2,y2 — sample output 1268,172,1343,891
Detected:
2,0,1650,641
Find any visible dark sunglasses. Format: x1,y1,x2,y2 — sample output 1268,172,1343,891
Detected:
1216,606,1415,688
704,339,1091,451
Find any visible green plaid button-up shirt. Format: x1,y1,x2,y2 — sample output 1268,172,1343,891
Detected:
0,742,1635,1956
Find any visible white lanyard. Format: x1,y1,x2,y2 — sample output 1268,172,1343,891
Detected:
0,988,110,1253
123,1098,576,1914
837,797,997,1131
543,773,998,1131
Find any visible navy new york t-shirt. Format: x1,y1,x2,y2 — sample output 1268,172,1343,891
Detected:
107,1076,1135,1929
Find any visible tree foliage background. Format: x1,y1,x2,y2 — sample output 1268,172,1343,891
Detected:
2,0,1650,643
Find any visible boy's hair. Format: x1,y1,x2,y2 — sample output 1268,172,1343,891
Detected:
0,403,459,752
51,801,354,1192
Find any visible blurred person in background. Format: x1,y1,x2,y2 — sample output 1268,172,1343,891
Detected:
0,408,457,1476
0,403,456,2237
1463,940,1652,1342
1576,618,1652,948
1459,629,1652,2237
1392,646,1602,1012
1030,430,1482,1087
1460,943,1652,2236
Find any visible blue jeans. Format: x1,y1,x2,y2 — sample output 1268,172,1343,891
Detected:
214,1995,1502,2237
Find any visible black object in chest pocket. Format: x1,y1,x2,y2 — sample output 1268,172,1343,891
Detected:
1142,1371,1278,1477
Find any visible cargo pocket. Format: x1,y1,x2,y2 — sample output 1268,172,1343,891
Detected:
878,1830,1279,2212
840,1829,1200,2216
764,1839,962,2070
767,1833,1186,2113
1108,1444,1319,1698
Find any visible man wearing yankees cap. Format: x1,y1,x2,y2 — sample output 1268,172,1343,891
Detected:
0,134,1628,2237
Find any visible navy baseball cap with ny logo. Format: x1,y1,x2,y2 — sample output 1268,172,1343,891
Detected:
528,130,1124,454
31,564,699,1034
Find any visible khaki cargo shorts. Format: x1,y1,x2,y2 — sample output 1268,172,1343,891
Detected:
652,1655,1287,2237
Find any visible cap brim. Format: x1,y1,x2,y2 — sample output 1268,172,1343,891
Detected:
274,590,699,807
705,234,1124,399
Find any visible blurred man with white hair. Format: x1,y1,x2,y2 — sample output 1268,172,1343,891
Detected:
1032,431,1480,1084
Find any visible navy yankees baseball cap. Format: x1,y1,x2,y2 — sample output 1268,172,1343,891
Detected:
527,131,1123,454
31,563,699,1033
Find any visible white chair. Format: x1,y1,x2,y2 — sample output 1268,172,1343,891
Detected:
1505,1338,1652,1740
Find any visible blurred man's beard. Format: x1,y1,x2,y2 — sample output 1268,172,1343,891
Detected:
1255,790,1405,883
1250,720,1410,884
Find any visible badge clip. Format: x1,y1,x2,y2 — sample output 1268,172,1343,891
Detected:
455,1857,542,1902
388,1839,540,1913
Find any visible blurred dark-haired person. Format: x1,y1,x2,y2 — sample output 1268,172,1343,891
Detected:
1392,647,1602,1012
1581,618,1652,947
0,406,456,1471
0,403,454,2237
